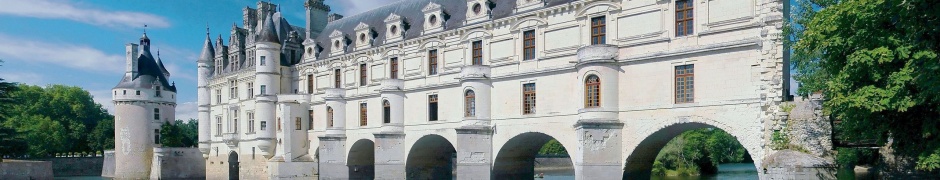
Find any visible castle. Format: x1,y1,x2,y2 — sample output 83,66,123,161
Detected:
198,0,790,179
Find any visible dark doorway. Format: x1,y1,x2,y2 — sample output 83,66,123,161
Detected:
348,139,375,179
228,151,239,180
405,134,456,180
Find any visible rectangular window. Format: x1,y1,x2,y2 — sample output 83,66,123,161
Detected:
360,64,368,86
428,50,438,75
676,0,694,36
591,16,607,45
383,101,391,123
428,95,438,121
472,41,483,65
247,83,254,98
232,110,239,133
523,30,536,60
295,117,302,130
334,69,342,88
260,121,267,131
154,129,160,144
675,64,695,103
136,90,141,95
248,112,255,133
155,89,161,97
216,116,222,136
260,56,266,66
307,74,314,94
153,108,160,120
523,83,537,114
277,118,282,132
216,89,221,103
390,58,399,79
230,81,236,99
260,85,266,95
360,103,367,126
308,110,314,130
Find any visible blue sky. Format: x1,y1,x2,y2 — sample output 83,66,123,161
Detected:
0,0,396,120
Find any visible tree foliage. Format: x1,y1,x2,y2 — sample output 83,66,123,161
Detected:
1,84,113,158
0,61,27,160
653,129,750,176
787,0,940,171
538,139,568,155
160,119,198,148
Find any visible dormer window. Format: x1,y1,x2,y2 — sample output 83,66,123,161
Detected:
329,30,347,55
384,13,406,42
422,2,446,34
354,22,375,49
466,0,492,23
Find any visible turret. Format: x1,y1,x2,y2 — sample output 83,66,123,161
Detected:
156,49,170,78
254,13,281,158
304,0,330,38
197,27,215,157
112,32,177,179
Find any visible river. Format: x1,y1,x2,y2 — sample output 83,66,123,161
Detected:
534,163,758,180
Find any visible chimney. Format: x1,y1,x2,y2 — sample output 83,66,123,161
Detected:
126,43,139,78
328,13,344,23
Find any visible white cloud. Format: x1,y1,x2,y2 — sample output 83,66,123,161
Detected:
0,71,43,85
88,89,114,114
0,33,125,74
334,0,401,16
176,101,198,121
0,0,170,28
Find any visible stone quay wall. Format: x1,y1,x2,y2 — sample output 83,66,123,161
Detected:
151,147,206,180
0,159,53,180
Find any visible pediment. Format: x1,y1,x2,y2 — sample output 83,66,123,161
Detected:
423,2,441,13
384,13,402,23
354,22,370,31
329,30,343,38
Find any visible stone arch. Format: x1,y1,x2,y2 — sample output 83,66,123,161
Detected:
461,29,492,41
576,2,621,17
405,134,456,180
510,17,547,31
347,139,375,180
493,132,575,179
622,116,761,179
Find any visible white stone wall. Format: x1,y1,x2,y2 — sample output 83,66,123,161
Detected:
200,0,786,179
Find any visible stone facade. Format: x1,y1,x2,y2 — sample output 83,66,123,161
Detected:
199,0,795,179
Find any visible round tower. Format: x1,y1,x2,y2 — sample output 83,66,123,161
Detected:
254,13,282,157
112,33,178,179
197,28,215,157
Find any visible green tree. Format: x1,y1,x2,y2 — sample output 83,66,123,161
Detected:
0,60,26,161
160,119,199,147
2,84,113,157
653,129,749,176
788,0,940,171
538,139,568,155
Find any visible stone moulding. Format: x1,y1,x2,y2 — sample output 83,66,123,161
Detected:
574,44,619,66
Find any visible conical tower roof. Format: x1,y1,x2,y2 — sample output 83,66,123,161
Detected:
197,28,215,63
258,12,281,44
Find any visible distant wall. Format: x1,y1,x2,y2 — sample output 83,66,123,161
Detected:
534,156,574,171
0,160,53,180
31,157,104,177
102,150,115,177
151,147,205,179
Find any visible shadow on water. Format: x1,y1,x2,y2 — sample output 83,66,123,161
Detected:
650,163,758,180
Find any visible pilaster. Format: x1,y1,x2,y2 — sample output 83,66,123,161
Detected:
456,126,493,180
317,135,347,180
573,120,623,180
373,132,405,180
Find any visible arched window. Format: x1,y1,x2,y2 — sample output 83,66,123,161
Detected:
327,107,334,127
585,75,600,108
465,90,476,117
153,108,160,120
383,100,391,123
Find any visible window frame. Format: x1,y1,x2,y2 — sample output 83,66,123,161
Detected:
675,0,695,37
523,30,536,60
260,56,266,66
472,41,483,65
295,117,302,130
428,94,439,121
523,83,536,114
334,69,342,88
675,64,695,103
359,64,368,86
591,16,607,45
308,110,314,130
383,100,391,123
465,90,476,117
585,75,601,108
153,108,160,120
390,57,399,79
248,112,255,133
307,74,314,94
428,50,439,75
360,102,368,126
327,107,334,127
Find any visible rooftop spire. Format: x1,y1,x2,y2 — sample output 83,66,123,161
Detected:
258,12,280,44
197,26,216,63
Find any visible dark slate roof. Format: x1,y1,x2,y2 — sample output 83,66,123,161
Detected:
258,13,281,43
312,0,576,59
198,33,215,62
114,35,177,92
156,51,170,76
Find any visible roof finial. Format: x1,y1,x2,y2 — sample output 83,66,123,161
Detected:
157,48,161,57
205,22,210,36
143,24,148,34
